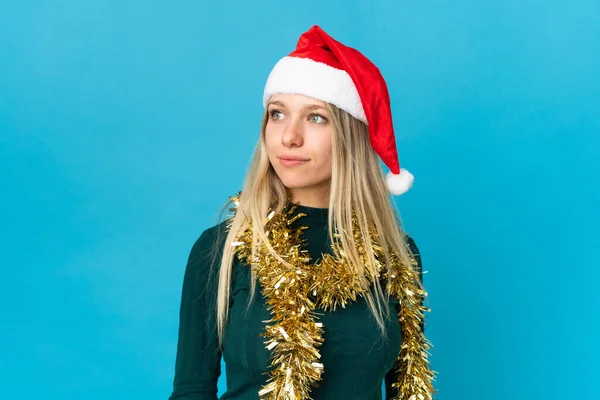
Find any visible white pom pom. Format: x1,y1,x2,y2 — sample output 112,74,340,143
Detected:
385,169,414,195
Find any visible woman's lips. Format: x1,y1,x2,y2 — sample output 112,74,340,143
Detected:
279,156,309,167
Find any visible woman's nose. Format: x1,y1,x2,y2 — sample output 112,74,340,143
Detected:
281,120,304,147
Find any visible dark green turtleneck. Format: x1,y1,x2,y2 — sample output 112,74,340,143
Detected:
168,204,422,400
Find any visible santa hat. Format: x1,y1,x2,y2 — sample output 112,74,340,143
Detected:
263,25,414,195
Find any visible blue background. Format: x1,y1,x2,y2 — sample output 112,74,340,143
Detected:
1,1,599,399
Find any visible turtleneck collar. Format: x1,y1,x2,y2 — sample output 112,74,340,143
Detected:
288,202,329,225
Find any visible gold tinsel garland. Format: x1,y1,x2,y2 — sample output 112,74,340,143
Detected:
229,198,436,400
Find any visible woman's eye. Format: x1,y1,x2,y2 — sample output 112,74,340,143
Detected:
269,110,284,120
309,114,327,124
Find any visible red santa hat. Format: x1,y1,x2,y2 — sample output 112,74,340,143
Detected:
263,25,414,195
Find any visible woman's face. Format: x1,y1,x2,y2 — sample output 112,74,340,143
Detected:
265,93,333,205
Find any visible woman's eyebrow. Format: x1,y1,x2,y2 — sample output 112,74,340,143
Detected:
267,100,287,108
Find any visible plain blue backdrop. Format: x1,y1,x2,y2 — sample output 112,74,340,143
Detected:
1,1,599,399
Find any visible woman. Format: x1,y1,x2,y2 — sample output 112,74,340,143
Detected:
168,25,435,400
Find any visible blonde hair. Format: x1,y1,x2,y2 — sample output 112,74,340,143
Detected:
214,102,418,345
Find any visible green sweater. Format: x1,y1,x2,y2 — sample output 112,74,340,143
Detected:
168,204,422,400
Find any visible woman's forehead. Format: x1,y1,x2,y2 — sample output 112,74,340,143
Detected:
268,93,327,109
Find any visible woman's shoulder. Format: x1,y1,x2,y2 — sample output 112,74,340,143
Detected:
404,234,420,256
198,219,230,243
402,234,422,279
187,219,231,266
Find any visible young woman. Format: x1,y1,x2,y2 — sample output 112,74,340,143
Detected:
168,25,435,400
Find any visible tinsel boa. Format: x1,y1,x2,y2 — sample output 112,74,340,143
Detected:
229,198,436,400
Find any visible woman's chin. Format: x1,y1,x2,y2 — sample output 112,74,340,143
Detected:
275,171,331,192
280,181,309,190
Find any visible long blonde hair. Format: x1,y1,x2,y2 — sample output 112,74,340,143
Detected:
214,102,418,345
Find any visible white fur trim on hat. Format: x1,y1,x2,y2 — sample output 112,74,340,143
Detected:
386,169,414,195
263,56,367,123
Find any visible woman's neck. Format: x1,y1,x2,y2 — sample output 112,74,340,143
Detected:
289,186,329,208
